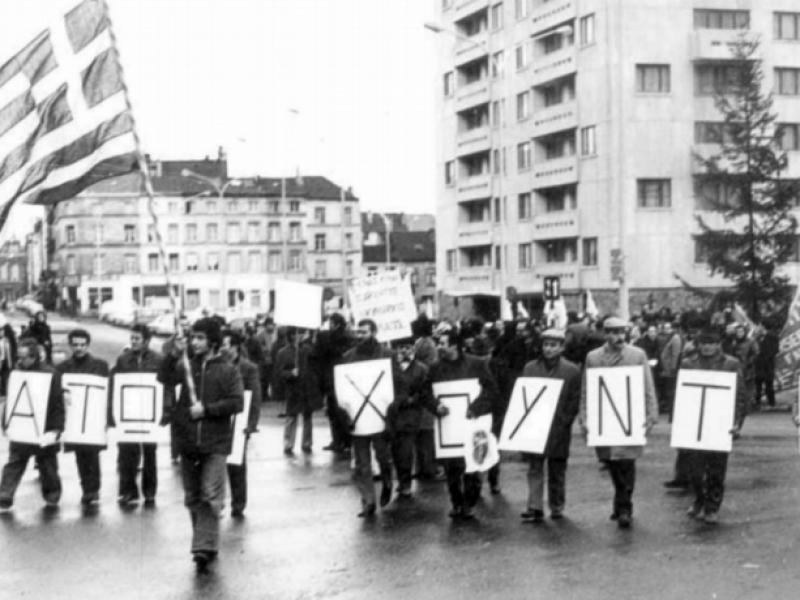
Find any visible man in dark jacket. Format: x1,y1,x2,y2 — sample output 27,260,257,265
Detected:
158,317,243,572
0,314,17,396
754,324,779,409
518,329,581,523
316,313,353,456
57,329,109,505
429,326,500,520
220,330,261,518
113,324,164,506
0,338,64,510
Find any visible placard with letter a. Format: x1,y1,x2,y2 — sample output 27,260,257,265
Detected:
2,370,56,446
585,366,646,447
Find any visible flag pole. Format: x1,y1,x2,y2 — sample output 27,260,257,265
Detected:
101,0,199,408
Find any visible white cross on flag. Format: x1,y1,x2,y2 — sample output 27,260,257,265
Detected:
0,0,138,231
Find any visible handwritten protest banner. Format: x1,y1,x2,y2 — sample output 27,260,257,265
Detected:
2,371,57,446
62,373,108,446
334,359,394,436
227,390,252,466
498,377,563,454
671,369,736,453
111,372,166,443
349,271,415,342
433,379,480,459
585,366,646,447
274,280,323,330
464,415,498,473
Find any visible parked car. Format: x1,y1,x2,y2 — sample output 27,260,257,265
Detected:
148,313,177,336
15,296,44,316
99,300,138,325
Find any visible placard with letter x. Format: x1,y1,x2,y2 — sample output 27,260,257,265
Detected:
498,377,563,454
334,359,394,436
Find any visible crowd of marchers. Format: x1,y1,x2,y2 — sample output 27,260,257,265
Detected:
0,304,797,574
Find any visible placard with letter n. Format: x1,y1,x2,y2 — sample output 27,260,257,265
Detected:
334,359,394,436
671,369,736,453
433,378,480,459
62,373,109,446
586,366,646,447
111,372,166,443
2,370,56,446
498,377,563,454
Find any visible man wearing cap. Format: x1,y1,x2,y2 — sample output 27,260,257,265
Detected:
158,317,243,572
519,329,581,523
580,316,658,529
680,328,745,524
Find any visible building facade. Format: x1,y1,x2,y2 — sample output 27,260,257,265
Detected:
435,0,800,319
0,240,28,306
50,157,362,314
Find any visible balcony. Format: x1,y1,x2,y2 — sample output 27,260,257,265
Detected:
454,34,488,67
532,262,579,287
786,152,800,179
456,126,491,156
457,266,492,286
530,0,576,37
457,174,492,201
532,210,579,241
455,80,491,112
691,29,748,61
691,144,740,175
532,101,577,139
531,46,577,87
457,221,492,247
532,156,578,189
453,0,489,22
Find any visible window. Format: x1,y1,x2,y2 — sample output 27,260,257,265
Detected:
544,239,577,263
208,290,221,309
186,253,198,271
148,253,159,272
518,243,532,269
248,251,262,272
446,249,457,272
637,179,672,208
694,121,738,144
245,222,258,242
228,199,239,213
494,244,502,269
206,223,218,242
288,249,302,271
168,253,179,271
123,254,137,274
444,71,455,96
517,141,531,171
542,77,575,106
289,200,301,213
776,68,800,95
268,250,282,272
541,185,577,212
582,238,598,266
493,197,503,223
314,207,326,224
249,290,261,309
579,14,595,45
66,255,76,275
228,252,242,272
518,193,532,220
774,12,800,40
514,0,529,20
147,225,156,243
314,259,327,278
636,64,670,93
167,223,178,244
227,222,241,243
580,125,596,155
445,160,456,185
207,252,219,271
228,290,241,308
516,90,531,120
268,200,280,213
206,200,217,213
123,224,136,243
248,199,259,212
693,9,749,30
345,232,353,249
344,206,353,225
515,43,529,70
184,223,197,242
491,99,505,128
694,178,742,210
168,201,179,214
268,222,281,242
289,222,301,242
490,3,503,30
66,224,75,243
778,124,800,151
491,51,504,78
694,238,710,263
314,233,326,251
695,64,743,95
542,131,576,159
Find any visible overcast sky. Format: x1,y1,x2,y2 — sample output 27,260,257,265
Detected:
0,0,440,241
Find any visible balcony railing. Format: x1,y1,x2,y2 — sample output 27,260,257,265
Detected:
532,209,579,240
456,126,491,156
532,101,577,139
532,262,579,287
454,33,488,67
453,0,489,22
531,46,577,87
532,155,578,189
530,0,576,37
457,222,492,247
691,29,748,61
457,174,492,201
455,80,491,112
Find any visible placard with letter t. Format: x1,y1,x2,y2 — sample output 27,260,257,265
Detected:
585,366,647,447
671,369,736,453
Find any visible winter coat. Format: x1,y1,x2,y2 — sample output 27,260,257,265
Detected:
680,351,746,425
314,329,353,397
110,348,164,428
158,352,243,455
56,353,110,451
731,337,759,383
274,342,324,415
755,330,779,378
521,356,581,458
428,352,501,423
386,359,433,434
235,357,262,431
580,343,658,460
412,336,437,369
659,333,683,378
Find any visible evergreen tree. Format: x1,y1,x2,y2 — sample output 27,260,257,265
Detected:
694,35,799,321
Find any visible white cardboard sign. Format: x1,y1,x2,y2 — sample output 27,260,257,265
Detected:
62,373,109,446
585,366,647,447
111,372,166,443
2,370,57,446
227,390,252,466
433,379,481,459
349,271,415,342
671,369,737,453
464,415,499,473
498,377,563,454
334,359,394,435
274,280,323,330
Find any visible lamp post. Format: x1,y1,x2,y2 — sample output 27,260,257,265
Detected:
377,213,392,270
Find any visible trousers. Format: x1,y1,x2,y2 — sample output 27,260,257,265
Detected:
686,450,728,513
442,458,481,510
352,433,391,505
118,442,157,500
607,459,636,517
284,411,313,451
226,439,248,512
73,448,101,496
181,452,227,554
391,431,415,492
526,455,567,512
0,443,61,504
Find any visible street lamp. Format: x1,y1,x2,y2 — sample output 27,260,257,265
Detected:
377,213,392,270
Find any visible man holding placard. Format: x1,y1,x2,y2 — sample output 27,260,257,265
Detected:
675,328,745,524
516,329,581,523
580,317,658,529
56,329,109,506
0,338,64,510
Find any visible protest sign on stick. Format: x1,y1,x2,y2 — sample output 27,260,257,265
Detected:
464,415,498,473
433,379,480,459
498,377,563,453
671,369,737,453
585,366,646,447
274,280,323,330
227,390,252,466
2,371,56,446
349,271,415,342
111,373,166,443
334,359,394,436
62,373,109,446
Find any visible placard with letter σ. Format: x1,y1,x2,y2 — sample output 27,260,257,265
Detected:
433,378,480,459
111,372,167,444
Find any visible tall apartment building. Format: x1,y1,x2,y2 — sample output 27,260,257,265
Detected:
435,0,800,320
51,157,361,314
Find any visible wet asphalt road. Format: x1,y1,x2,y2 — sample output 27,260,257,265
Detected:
1,316,800,599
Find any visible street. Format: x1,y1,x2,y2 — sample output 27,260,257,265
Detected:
0,317,799,600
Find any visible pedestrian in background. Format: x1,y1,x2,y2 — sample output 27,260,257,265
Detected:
28,310,52,364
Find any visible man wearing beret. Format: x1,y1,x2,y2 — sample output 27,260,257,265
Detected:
519,329,581,523
580,316,658,529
